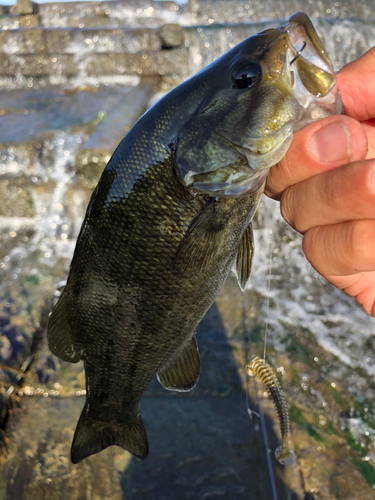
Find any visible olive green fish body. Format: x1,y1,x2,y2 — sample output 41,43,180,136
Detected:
51,127,262,462
48,12,342,463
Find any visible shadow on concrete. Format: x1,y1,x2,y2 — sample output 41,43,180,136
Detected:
120,301,300,500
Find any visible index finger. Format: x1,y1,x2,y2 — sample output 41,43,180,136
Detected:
337,46,375,122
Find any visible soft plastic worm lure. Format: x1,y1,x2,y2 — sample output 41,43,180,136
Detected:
245,356,295,466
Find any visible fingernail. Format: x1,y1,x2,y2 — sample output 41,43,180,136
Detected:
309,122,351,163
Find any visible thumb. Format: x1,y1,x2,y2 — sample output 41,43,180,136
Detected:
265,115,368,200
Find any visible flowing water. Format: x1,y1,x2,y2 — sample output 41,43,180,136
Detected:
1,1,375,499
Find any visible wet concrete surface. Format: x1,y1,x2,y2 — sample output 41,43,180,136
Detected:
0,294,304,500
3,272,375,499
0,85,145,143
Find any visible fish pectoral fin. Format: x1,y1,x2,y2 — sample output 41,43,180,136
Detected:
71,405,148,464
173,199,229,273
157,335,200,392
236,223,254,291
47,292,80,363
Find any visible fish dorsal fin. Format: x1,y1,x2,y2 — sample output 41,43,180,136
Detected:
47,291,80,363
173,199,228,273
236,224,254,292
157,336,200,392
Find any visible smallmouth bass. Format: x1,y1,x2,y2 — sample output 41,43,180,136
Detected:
47,12,342,463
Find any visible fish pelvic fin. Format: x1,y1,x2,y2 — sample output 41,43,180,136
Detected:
47,291,80,363
71,406,148,464
236,223,254,292
157,335,200,392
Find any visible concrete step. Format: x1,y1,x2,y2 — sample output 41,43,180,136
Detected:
0,18,374,87
2,0,374,32
187,0,375,25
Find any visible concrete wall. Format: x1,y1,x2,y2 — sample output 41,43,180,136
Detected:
0,0,190,87
1,0,374,88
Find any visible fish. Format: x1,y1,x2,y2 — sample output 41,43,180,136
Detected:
47,12,343,464
245,356,295,466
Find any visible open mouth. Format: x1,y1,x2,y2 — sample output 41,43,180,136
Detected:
283,24,337,106
290,40,307,66
280,12,338,104
287,26,334,75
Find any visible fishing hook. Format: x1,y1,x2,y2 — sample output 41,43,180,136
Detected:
290,41,307,65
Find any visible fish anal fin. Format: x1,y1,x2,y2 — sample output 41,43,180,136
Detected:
71,405,148,463
47,292,80,363
157,335,200,392
173,200,229,273
236,224,254,292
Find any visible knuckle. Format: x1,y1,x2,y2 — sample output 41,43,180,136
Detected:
362,163,375,202
264,168,280,199
327,161,375,217
280,187,297,229
278,153,296,188
324,170,342,209
266,152,297,199
302,227,318,260
348,220,375,268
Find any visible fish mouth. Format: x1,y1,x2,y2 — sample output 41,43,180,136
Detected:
286,15,333,75
282,12,338,109
234,124,294,172
191,127,293,197
211,123,294,172
285,12,334,73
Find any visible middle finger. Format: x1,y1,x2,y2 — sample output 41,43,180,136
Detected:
281,158,375,233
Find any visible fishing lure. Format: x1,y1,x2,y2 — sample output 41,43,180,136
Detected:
245,356,295,466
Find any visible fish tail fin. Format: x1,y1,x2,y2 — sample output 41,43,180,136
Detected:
71,405,148,464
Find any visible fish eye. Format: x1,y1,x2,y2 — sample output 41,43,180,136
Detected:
232,62,262,89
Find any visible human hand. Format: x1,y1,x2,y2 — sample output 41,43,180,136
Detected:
265,47,375,317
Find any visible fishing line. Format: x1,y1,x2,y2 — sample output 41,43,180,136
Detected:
254,375,279,500
242,294,259,422
290,41,307,65
263,205,278,361
242,293,278,500
243,203,280,500
262,229,273,361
